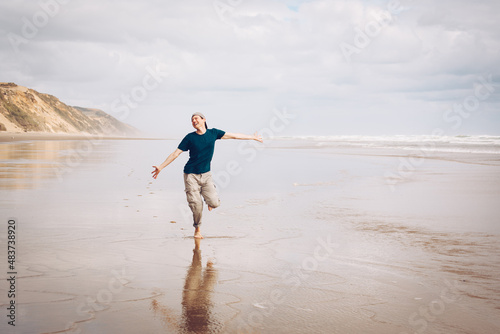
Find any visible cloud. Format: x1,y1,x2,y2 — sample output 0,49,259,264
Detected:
0,0,498,136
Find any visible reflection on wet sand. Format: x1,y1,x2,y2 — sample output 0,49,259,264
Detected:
152,238,221,333
0,140,112,189
182,238,220,333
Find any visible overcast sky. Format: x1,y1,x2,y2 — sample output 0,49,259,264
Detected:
1,0,499,137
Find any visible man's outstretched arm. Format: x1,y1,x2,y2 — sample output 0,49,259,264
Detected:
152,148,184,179
222,132,263,143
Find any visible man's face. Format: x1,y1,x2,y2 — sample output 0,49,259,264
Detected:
191,115,205,130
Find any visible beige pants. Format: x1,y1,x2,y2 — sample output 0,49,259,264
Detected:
184,172,220,227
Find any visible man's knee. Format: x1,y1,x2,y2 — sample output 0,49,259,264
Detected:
209,200,220,209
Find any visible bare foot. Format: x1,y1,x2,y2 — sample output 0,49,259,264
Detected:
194,227,203,239
208,206,213,211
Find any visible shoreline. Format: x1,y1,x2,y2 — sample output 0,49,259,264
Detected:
0,131,172,142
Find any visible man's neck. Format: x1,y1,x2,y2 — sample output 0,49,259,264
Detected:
196,128,207,135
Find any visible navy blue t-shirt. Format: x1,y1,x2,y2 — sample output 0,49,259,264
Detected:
178,128,226,174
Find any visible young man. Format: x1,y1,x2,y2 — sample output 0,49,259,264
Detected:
152,112,263,239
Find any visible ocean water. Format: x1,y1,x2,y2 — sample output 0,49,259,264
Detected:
275,135,500,154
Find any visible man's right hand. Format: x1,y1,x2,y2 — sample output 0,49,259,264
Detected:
151,166,161,179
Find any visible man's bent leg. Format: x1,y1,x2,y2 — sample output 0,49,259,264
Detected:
200,172,220,210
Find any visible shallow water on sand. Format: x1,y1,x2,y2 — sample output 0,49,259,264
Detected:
0,138,499,333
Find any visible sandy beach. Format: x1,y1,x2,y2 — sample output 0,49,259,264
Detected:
1,136,500,333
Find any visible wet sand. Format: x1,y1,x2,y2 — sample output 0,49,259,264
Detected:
0,132,163,142
0,138,500,333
